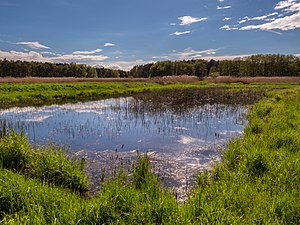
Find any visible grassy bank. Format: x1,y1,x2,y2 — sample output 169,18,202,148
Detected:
185,88,300,224
0,80,298,109
0,85,299,224
0,81,213,109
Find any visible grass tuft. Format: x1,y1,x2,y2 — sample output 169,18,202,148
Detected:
0,132,88,194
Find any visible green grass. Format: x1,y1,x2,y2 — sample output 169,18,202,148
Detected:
0,81,298,109
0,84,299,224
0,132,88,194
185,87,300,224
0,82,201,109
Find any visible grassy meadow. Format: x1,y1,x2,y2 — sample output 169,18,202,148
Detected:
0,81,299,224
0,79,298,109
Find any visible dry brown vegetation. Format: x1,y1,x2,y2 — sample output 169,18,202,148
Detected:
0,77,148,83
204,76,300,84
0,75,200,84
0,75,299,84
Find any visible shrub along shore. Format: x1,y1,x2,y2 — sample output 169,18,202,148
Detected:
0,83,299,224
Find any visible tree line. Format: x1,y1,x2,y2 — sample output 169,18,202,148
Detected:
0,59,126,78
219,54,300,77
129,54,300,77
0,54,299,78
128,59,212,78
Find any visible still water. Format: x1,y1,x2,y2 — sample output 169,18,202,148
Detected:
0,88,253,199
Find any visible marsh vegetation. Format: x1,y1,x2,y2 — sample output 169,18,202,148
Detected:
0,83,299,224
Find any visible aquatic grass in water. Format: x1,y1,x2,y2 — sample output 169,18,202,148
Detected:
0,87,260,199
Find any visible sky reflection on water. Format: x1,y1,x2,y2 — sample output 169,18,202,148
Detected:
0,89,252,200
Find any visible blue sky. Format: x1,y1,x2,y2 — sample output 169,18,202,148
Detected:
0,0,299,70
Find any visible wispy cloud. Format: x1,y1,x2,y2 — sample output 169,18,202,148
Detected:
54,54,108,61
152,56,169,60
238,12,279,24
217,6,232,10
220,25,238,30
169,48,218,60
170,31,191,36
15,41,50,49
178,16,208,26
223,17,231,21
72,49,102,55
221,0,300,32
240,13,300,31
104,42,115,47
275,0,300,12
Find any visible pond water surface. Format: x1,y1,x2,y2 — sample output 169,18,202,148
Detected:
0,88,261,200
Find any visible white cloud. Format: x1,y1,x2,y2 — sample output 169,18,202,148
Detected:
170,48,218,60
170,31,191,36
72,49,102,55
275,0,297,10
53,54,108,61
240,13,300,31
104,42,115,47
217,6,232,10
15,41,50,49
222,0,300,32
0,50,108,64
219,0,225,2
223,17,231,21
200,54,252,61
41,51,61,56
220,25,238,30
0,50,46,61
238,12,279,24
274,0,300,13
93,59,154,71
178,16,208,26
152,56,170,60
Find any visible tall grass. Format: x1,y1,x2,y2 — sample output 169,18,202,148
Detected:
185,88,300,224
0,132,88,194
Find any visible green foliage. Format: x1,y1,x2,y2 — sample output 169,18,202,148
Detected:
130,59,208,78
220,54,300,77
0,59,126,78
0,132,88,194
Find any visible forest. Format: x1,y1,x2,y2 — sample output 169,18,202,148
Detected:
0,54,299,78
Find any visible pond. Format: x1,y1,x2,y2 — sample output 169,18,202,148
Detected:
0,87,264,200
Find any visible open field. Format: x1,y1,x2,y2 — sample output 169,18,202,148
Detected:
0,85,299,224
